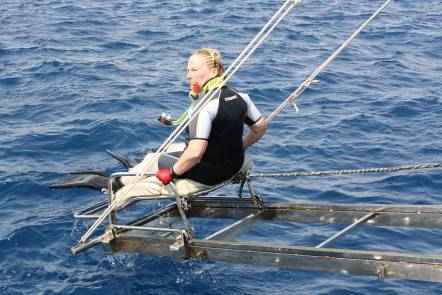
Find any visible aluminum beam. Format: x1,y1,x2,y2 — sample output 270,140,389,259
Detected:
190,240,442,283
187,198,442,229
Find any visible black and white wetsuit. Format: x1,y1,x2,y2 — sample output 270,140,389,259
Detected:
159,86,262,185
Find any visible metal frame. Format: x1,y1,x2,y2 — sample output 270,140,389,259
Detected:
71,175,442,283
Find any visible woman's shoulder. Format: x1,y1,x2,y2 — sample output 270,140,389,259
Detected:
220,85,250,100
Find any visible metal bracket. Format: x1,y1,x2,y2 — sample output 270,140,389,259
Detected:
169,230,192,259
252,195,264,209
102,227,116,244
377,264,387,280
238,179,246,198
169,182,193,235
179,196,190,212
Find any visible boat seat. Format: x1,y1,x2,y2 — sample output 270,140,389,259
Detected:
105,154,255,212
180,154,253,198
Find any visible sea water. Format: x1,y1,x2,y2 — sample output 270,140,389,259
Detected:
1,0,441,294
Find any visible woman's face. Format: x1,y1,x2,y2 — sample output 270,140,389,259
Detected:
186,54,217,89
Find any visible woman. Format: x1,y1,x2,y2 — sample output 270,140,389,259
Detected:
113,48,267,208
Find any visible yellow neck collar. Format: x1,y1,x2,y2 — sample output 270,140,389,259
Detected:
189,76,224,99
202,76,224,93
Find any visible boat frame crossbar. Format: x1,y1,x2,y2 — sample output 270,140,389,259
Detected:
72,189,442,283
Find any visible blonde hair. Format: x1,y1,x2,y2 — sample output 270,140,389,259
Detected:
193,48,225,76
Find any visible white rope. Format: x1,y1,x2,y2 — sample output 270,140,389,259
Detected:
267,0,393,122
225,0,295,77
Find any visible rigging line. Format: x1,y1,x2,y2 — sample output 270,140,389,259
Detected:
249,162,442,179
77,0,302,245
222,0,295,76
267,0,393,123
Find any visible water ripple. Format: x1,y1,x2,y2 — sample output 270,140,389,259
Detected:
1,0,442,293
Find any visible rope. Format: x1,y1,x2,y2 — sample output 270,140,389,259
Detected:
267,0,393,123
250,162,442,179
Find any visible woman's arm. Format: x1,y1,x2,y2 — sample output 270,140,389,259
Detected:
243,117,268,149
172,139,208,175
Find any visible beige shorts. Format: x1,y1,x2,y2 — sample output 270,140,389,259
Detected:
113,143,209,209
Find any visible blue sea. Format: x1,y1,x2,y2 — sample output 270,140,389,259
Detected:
1,0,442,294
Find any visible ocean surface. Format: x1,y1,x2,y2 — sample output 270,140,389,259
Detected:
1,0,442,294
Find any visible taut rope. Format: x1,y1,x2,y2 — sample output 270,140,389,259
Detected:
267,0,393,123
250,162,442,179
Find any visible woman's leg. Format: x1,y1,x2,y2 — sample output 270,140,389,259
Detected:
113,176,209,209
120,143,186,185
